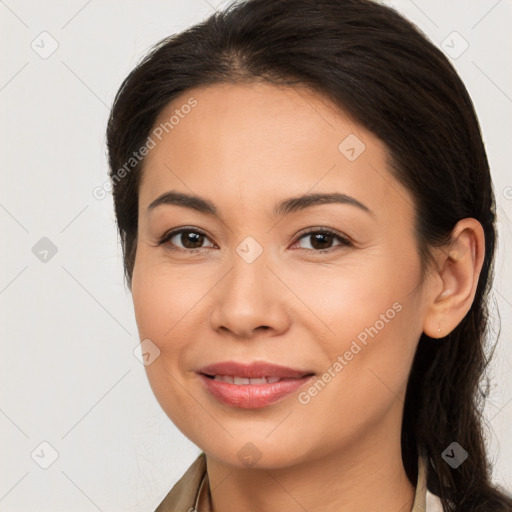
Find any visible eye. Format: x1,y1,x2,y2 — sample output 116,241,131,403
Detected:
156,226,352,254
292,228,352,253
157,227,216,252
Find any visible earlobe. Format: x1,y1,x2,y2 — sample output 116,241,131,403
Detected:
422,218,485,339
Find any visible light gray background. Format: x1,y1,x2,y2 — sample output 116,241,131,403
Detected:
1,0,511,510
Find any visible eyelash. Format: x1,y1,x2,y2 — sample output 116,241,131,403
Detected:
156,226,353,255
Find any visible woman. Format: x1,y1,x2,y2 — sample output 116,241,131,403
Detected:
106,0,512,510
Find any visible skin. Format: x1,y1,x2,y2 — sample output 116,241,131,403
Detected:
131,82,485,512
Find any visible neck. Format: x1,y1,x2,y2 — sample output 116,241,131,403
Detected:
204,416,416,512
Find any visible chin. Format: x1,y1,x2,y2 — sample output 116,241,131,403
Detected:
195,434,315,470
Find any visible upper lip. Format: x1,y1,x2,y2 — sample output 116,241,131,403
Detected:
197,361,314,379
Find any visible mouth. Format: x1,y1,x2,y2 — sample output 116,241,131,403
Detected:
202,374,291,384
196,361,315,408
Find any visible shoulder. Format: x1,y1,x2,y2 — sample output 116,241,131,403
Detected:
426,489,444,512
154,452,206,512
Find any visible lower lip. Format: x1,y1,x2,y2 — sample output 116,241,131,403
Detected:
198,374,314,409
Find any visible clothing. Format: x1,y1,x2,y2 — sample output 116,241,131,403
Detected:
154,452,444,512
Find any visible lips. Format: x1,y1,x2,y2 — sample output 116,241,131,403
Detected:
210,375,281,384
198,361,312,379
197,361,315,409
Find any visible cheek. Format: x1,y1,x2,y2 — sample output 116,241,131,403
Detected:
131,258,204,344
299,252,422,399
293,257,408,343
131,261,211,435
295,302,419,452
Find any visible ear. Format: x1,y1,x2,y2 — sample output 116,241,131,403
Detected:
422,218,486,339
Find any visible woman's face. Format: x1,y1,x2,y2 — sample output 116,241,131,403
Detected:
131,82,432,468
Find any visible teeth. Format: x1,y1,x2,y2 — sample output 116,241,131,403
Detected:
212,375,282,384
248,377,267,385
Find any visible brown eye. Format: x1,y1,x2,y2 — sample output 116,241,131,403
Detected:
307,232,335,250
176,230,205,249
295,229,352,253
158,228,215,251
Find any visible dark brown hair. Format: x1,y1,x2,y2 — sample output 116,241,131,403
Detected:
106,0,512,509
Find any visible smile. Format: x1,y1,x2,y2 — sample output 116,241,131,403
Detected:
208,375,282,384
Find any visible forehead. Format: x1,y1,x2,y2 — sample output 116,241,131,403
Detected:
138,82,414,225
148,81,363,161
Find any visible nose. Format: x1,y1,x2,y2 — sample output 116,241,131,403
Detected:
209,250,291,340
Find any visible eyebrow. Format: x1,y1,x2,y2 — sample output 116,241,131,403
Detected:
147,190,374,218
